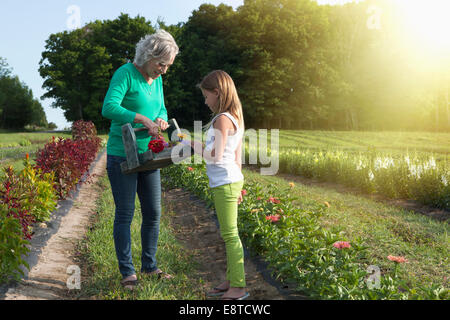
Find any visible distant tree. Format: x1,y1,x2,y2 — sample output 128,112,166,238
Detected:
47,122,58,130
0,76,46,129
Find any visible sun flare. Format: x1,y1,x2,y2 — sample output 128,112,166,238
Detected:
395,0,450,52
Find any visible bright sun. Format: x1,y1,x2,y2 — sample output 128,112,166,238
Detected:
395,0,450,52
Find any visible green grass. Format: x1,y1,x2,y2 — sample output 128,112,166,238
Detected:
73,174,206,300
242,168,449,290
0,132,72,148
277,130,450,155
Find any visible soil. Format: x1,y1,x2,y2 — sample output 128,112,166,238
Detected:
162,188,306,300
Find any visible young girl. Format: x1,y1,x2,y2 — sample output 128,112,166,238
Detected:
192,70,248,300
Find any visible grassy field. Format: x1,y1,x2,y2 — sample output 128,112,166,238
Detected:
241,130,450,210
277,130,450,157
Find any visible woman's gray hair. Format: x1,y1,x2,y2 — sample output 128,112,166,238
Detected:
133,29,179,67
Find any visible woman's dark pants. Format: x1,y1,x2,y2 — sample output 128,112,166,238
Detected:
106,154,161,278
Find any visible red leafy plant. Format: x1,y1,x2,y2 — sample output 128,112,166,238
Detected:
0,168,35,240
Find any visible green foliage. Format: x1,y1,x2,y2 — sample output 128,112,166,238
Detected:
0,207,30,283
39,14,155,131
18,156,58,222
161,161,449,299
37,1,450,132
0,75,47,130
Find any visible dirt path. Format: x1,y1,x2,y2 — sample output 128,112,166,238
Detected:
1,152,107,300
163,188,306,300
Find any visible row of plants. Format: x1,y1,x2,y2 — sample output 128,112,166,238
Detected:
0,120,102,283
245,145,449,210
161,161,448,300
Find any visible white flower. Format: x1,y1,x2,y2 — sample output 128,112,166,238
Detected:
368,170,375,181
404,155,410,166
442,175,448,186
356,159,364,171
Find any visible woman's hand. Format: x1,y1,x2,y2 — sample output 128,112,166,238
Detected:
155,118,169,131
134,113,160,137
146,121,160,137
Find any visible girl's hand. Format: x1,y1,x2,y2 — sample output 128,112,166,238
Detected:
237,193,243,205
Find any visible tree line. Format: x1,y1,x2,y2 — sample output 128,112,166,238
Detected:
0,58,52,130
38,0,449,132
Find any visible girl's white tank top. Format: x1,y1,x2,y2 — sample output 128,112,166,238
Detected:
204,112,244,188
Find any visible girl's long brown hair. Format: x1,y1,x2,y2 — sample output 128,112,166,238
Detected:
198,70,245,130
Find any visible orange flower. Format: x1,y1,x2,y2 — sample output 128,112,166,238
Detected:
387,255,408,263
187,166,193,171
333,241,351,249
289,182,295,188
25,153,29,160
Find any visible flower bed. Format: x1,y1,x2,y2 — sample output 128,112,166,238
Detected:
247,146,450,210
0,121,102,283
162,162,448,300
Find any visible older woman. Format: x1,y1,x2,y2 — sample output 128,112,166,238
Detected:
102,29,179,289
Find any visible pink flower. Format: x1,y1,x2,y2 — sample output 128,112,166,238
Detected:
333,241,351,249
241,189,247,196
267,197,280,204
387,255,408,263
257,197,262,201
265,214,281,223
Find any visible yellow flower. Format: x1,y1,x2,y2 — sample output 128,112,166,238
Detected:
177,133,187,140
289,182,295,188
324,201,331,208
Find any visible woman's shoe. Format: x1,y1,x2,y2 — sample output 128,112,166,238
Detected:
142,268,173,280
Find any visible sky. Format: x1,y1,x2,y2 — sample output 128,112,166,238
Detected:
0,0,245,129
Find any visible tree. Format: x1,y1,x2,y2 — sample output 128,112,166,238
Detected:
39,14,155,131
0,76,46,129
234,0,333,128
166,4,242,128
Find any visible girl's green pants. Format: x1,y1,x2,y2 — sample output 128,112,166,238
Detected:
211,180,245,288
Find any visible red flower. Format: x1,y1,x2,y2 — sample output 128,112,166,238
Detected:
148,138,165,153
333,241,351,249
187,167,193,171
265,214,281,223
267,197,280,204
